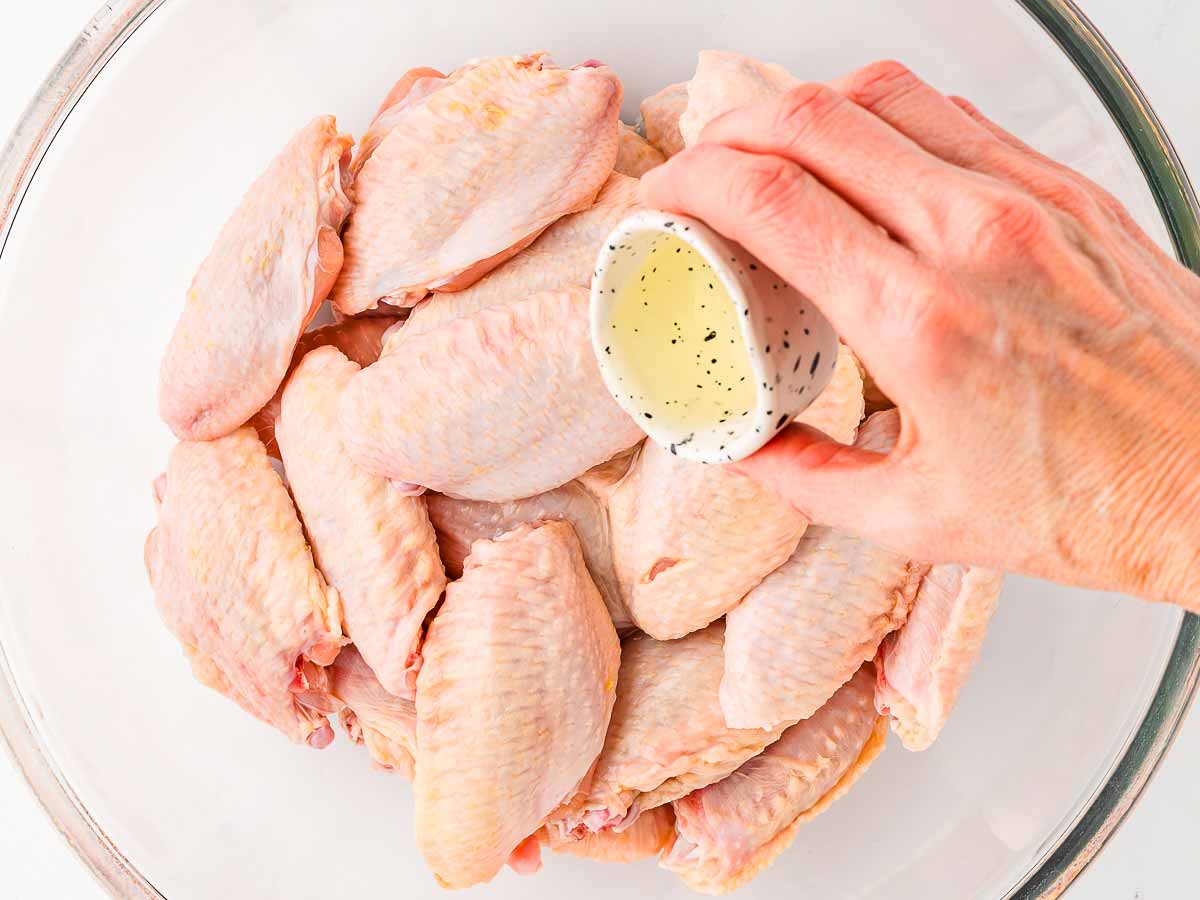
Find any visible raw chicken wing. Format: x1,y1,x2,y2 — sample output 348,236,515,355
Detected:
544,806,675,864
663,665,885,893
547,624,787,840
250,315,395,457
276,346,446,697
641,81,689,157
792,343,866,443
355,66,448,172
425,455,634,632
605,447,804,640
604,345,863,640
391,172,642,347
720,523,923,729
875,564,1003,750
615,123,666,177
720,410,924,729
144,427,343,745
679,50,800,147
340,287,645,501
332,54,622,313
415,522,620,888
159,117,353,440
328,645,418,777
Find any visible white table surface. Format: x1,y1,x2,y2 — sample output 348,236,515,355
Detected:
1,2,1198,898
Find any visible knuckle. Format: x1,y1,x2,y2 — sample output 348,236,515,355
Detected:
972,134,1021,172
728,155,809,221
841,59,921,110
974,141,1113,227
1089,182,1136,227
969,189,1049,255
773,83,843,141
948,94,980,117
1035,175,1098,219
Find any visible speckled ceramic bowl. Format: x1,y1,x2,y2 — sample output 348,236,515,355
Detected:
591,210,839,462
0,1,1198,899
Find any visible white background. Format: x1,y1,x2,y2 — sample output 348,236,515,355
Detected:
1,1,1197,898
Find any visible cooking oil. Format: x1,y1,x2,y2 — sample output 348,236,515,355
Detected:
603,232,756,443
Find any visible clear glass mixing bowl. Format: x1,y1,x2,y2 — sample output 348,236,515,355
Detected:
1,1,1197,898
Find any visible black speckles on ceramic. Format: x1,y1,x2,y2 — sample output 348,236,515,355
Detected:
590,210,839,464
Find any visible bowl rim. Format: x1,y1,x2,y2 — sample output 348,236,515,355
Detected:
0,1,1197,898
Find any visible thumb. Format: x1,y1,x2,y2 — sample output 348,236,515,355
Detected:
732,410,909,535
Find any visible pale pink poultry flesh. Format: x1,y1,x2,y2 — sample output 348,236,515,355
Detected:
641,81,689,157
250,315,396,458
415,522,620,888
543,805,676,864
603,345,863,640
340,286,645,502
390,172,642,349
615,123,666,177
545,624,788,843
720,410,926,730
425,452,635,633
276,346,446,697
679,50,800,147
159,116,353,441
144,427,343,745
354,66,448,174
299,645,417,777
332,53,623,314
663,665,886,893
793,343,866,443
875,563,1003,750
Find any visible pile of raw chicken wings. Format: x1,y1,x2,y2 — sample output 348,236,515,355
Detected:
145,49,1002,894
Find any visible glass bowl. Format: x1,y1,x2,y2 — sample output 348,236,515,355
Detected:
1,1,1197,898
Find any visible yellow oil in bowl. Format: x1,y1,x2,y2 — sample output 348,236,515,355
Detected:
592,211,839,463
604,232,756,437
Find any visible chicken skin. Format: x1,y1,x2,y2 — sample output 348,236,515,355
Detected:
615,123,666,177
719,410,924,730
425,458,634,633
415,522,620,888
277,346,446,697
547,624,787,841
875,564,1003,750
391,172,642,347
641,81,689,157
354,66,448,175
250,316,395,457
720,523,923,730
145,427,344,745
340,286,644,501
332,54,622,314
327,645,418,778
679,51,800,148
159,116,352,441
545,805,675,864
663,665,885,893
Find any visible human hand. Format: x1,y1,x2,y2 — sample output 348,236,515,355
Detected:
639,61,1200,607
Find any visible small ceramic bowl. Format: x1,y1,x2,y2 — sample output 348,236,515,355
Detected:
590,210,839,463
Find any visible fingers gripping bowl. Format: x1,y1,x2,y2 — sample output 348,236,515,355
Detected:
0,3,1198,900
